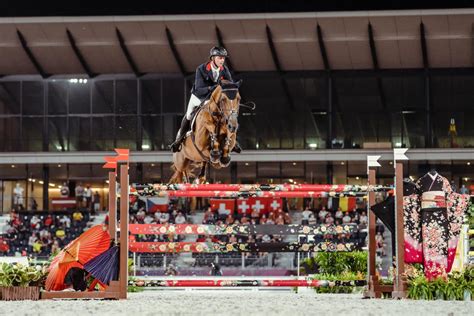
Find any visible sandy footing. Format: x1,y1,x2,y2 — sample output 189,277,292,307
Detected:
1,290,472,316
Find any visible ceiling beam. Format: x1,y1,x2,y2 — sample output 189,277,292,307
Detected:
420,22,430,69
265,25,295,110
116,27,144,77
66,29,97,78
215,26,235,73
165,27,187,76
16,30,49,78
316,24,331,72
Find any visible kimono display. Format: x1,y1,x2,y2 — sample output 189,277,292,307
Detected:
404,171,469,280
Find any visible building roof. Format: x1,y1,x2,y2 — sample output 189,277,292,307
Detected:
0,9,472,76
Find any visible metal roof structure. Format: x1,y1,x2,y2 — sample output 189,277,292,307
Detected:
0,9,472,76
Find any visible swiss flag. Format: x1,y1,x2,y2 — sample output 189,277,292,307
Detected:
236,199,252,215
249,198,268,216
210,199,235,215
268,198,283,213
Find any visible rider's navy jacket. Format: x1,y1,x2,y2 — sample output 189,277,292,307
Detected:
191,62,233,101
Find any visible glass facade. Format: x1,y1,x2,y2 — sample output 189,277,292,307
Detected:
1,70,473,152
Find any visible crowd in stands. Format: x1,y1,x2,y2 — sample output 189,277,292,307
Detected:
0,209,92,257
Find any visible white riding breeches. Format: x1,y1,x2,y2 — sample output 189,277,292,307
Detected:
185,94,209,120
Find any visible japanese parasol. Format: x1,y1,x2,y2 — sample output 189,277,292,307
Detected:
45,224,111,291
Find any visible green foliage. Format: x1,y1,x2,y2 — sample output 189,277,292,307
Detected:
127,277,144,293
0,263,45,287
301,251,368,276
407,265,474,300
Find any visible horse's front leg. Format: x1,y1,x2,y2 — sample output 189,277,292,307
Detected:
219,133,233,167
205,124,221,163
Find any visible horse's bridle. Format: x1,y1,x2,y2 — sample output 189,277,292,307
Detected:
209,88,239,127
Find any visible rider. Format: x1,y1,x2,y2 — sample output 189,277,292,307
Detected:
170,46,242,153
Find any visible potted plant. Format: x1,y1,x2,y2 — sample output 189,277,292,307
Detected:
0,262,45,300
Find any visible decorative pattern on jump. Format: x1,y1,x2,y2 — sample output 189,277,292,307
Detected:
128,279,367,288
129,224,359,253
129,241,356,253
131,183,392,198
129,223,357,235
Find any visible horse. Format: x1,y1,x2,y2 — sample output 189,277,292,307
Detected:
170,80,242,183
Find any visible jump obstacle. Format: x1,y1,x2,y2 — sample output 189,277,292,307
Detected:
41,149,409,299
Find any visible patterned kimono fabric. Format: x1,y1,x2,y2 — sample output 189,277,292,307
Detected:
417,172,451,280
403,180,423,264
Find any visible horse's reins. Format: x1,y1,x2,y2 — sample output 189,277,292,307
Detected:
190,88,239,163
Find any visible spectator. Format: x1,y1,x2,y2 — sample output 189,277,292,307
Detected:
342,213,352,224
158,212,170,224
51,239,60,255
335,208,343,220
318,207,328,222
93,191,101,214
259,214,267,224
72,210,84,222
302,207,313,220
225,214,234,225
136,208,146,222
60,182,70,197
175,212,186,224
202,207,215,224
359,211,368,228
275,214,285,225
308,213,317,225
32,239,43,254
60,215,71,228
30,215,41,230
84,185,93,210
44,215,53,227
144,215,154,224
165,264,178,276
56,227,66,239
75,183,84,208
324,214,334,225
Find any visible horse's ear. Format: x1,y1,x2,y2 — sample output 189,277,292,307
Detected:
236,79,243,87
211,85,222,103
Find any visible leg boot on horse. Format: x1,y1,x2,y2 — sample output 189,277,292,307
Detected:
170,116,191,153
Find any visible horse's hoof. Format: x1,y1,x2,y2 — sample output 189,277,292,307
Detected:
220,156,231,167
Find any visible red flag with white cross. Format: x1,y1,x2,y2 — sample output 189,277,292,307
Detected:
248,198,268,216
210,199,235,215
236,199,252,215
268,198,283,213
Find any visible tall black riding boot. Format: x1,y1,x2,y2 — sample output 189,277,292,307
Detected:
170,117,191,152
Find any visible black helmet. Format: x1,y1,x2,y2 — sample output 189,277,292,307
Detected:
209,46,229,59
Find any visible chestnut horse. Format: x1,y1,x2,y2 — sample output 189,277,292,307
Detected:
170,80,242,183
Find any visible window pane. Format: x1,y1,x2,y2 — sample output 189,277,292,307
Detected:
69,80,91,114
0,82,21,115
23,81,44,115
162,78,184,113
116,116,137,149
22,117,43,151
92,80,114,113
48,117,68,151
141,79,161,114
0,118,21,151
116,80,137,114
142,116,163,150
48,81,68,115
69,117,91,151
92,117,115,150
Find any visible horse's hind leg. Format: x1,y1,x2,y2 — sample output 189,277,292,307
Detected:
170,153,191,183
